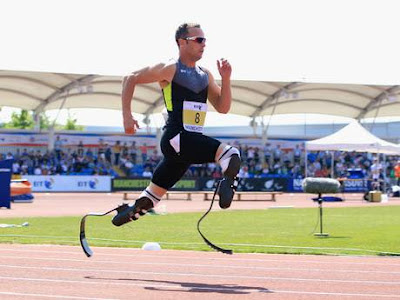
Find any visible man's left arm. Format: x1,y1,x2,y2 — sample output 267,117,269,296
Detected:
207,59,232,114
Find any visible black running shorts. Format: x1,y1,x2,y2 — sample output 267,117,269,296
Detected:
151,129,221,189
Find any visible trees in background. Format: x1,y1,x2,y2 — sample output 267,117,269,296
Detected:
1,109,83,131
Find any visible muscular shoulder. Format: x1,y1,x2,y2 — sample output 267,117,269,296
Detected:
161,59,177,80
158,59,177,87
127,59,176,86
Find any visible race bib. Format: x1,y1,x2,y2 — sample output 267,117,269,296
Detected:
183,101,207,133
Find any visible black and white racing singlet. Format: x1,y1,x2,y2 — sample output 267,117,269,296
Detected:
162,59,209,133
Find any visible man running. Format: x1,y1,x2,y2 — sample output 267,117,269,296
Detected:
112,23,241,226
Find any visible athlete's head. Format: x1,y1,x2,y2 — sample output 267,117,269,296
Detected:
175,23,202,44
175,23,206,61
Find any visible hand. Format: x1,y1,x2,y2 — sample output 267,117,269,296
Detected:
217,58,232,80
123,115,140,135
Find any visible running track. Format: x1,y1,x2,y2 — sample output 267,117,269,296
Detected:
0,244,399,300
1,193,400,299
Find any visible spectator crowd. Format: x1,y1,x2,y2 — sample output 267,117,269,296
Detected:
1,138,399,186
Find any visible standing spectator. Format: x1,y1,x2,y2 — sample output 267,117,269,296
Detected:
129,141,138,164
370,157,383,190
282,150,291,167
105,143,112,164
253,147,260,164
97,138,106,160
54,136,63,161
246,146,255,163
13,148,21,162
121,142,129,158
263,142,272,165
273,144,282,163
139,143,148,163
77,141,84,156
394,160,400,186
293,144,302,164
113,140,122,165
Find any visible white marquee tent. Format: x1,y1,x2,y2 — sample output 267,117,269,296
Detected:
305,121,400,180
306,121,400,155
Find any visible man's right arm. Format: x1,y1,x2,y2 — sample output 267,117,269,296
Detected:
122,62,175,134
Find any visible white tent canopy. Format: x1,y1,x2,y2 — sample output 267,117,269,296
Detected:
306,121,400,155
1,69,400,120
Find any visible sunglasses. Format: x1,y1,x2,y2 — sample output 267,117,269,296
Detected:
183,36,206,44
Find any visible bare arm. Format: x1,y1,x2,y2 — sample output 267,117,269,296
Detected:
207,59,232,114
122,62,175,134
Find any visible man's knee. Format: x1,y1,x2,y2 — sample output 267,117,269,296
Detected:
216,145,241,178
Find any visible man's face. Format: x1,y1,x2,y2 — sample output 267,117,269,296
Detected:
180,27,206,60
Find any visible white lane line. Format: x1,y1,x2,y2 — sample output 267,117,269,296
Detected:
1,276,399,298
273,289,400,298
1,254,400,275
0,247,398,267
0,264,399,285
0,291,116,300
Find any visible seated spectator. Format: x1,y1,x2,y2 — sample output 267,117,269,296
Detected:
211,167,222,179
34,166,42,175
142,166,153,178
12,161,21,174
238,165,250,178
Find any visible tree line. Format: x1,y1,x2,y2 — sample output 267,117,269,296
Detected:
0,109,83,131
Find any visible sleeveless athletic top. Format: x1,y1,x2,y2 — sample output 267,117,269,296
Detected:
162,59,209,133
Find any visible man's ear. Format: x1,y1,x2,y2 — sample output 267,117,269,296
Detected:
177,39,187,47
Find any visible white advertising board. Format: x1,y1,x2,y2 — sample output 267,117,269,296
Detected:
24,175,112,192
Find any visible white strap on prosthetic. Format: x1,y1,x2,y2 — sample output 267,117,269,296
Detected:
139,189,161,207
216,145,240,174
134,189,161,219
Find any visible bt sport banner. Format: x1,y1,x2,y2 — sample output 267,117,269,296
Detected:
24,175,112,192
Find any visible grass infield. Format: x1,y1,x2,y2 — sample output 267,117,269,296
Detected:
1,206,399,256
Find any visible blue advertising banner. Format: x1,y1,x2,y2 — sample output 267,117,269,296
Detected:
291,177,305,192
0,159,13,209
341,179,369,192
